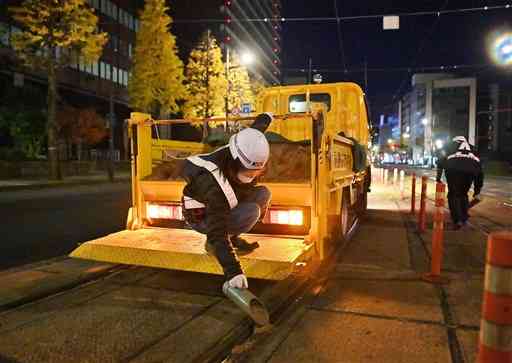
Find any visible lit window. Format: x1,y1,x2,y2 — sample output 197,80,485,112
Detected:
107,0,113,17
101,0,107,14
128,43,132,58
120,10,126,26
135,19,139,32
112,4,118,20
112,66,118,83
100,61,105,78
105,62,111,80
92,61,99,76
1,22,10,46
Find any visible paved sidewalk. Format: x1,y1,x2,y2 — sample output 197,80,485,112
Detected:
0,172,131,192
243,183,487,363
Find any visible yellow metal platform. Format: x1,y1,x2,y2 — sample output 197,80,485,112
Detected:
70,228,313,280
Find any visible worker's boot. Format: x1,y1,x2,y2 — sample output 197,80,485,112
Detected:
230,236,259,254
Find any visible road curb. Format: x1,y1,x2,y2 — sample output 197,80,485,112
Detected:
0,177,131,192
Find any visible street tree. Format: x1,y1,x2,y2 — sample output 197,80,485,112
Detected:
57,105,108,160
183,31,227,118
228,53,254,112
9,0,107,179
251,78,267,104
128,0,186,118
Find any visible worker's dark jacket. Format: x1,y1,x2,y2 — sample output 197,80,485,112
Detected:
436,142,484,194
181,146,259,280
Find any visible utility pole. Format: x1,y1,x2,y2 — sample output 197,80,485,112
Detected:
308,57,312,84
364,59,368,92
204,29,211,140
107,93,115,182
225,44,230,130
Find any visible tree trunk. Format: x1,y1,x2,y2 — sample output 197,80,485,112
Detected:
47,55,61,179
77,139,82,161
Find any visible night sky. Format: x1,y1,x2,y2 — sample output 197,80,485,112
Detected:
168,0,512,123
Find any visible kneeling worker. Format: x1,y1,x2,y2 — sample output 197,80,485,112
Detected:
180,114,273,289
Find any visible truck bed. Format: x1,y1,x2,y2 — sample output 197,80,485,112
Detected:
144,143,311,183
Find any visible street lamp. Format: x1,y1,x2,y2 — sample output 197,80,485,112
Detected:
240,51,255,66
490,32,512,66
421,117,428,126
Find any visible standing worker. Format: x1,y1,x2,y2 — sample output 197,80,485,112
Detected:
436,136,484,230
180,113,273,289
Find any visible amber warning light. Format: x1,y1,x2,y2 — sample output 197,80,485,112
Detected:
264,209,304,226
147,203,183,220
147,204,304,226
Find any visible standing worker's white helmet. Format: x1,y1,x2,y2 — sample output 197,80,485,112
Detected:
229,128,270,170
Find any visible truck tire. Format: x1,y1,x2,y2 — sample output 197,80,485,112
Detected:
359,189,368,216
339,189,350,241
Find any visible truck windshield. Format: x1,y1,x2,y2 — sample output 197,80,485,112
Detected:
289,93,331,113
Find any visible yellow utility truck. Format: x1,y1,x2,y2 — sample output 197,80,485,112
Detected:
70,82,371,280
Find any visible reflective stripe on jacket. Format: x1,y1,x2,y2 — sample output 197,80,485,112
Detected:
186,153,238,209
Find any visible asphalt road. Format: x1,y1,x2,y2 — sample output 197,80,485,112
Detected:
0,183,131,271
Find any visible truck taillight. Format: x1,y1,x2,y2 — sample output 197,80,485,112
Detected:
268,209,304,226
147,203,183,220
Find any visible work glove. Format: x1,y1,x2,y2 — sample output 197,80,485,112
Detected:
228,274,248,289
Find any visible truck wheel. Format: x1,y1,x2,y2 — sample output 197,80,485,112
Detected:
339,189,350,240
359,190,368,215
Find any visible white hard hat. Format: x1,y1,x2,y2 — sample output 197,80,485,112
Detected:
452,136,471,151
229,128,269,170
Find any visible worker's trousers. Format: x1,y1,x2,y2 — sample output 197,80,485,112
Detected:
189,186,271,236
445,170,474,224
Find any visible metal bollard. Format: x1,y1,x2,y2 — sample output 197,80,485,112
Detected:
417,176,428,232
411,173,416,214
393,168,398,185
423,182,448,284
399,170,405,197
478,232,512,362
223,282,270,326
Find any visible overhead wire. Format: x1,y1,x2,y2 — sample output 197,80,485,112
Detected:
173,5,511,24
383,0,451,111
283,63,492,73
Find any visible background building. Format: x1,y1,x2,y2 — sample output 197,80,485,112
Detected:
398,73,477,165
222,0,282,86
0,0,143,159
477,83,512,161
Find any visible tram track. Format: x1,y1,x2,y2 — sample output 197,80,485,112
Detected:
0,249,327,363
